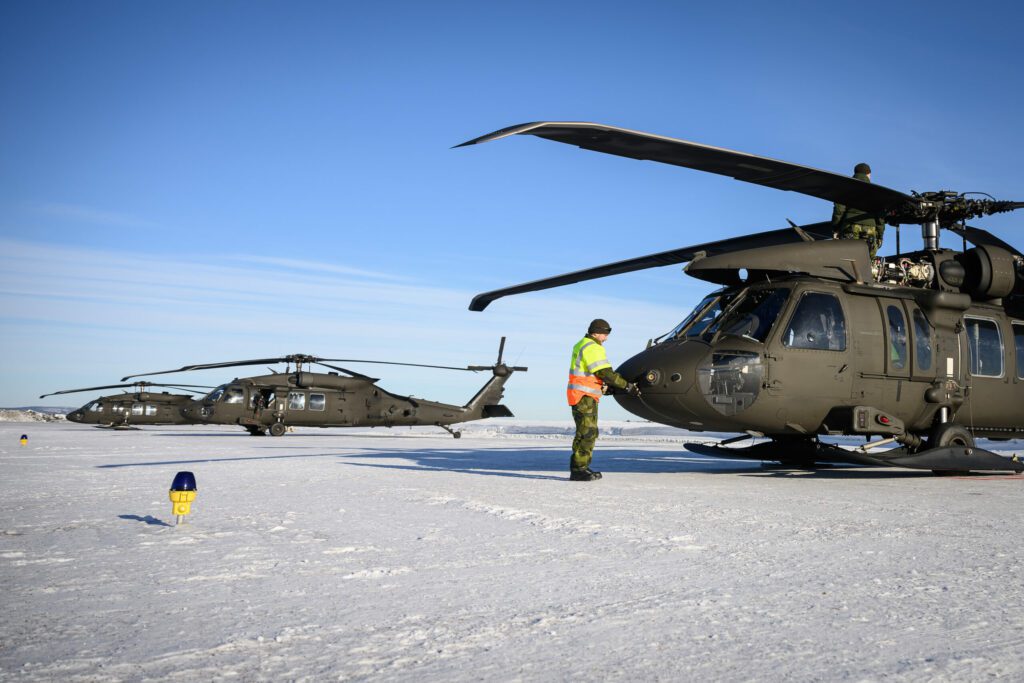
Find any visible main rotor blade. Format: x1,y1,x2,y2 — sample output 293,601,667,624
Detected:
39,382,212,398
121,357,309,381
310,361,378,381
457,122,920,217
469,222,835,311
948,225,1023,258
322,359,481,372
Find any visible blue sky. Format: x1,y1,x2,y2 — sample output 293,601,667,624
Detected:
2,1,1022,419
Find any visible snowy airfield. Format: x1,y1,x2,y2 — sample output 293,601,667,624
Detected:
2,421,1023,681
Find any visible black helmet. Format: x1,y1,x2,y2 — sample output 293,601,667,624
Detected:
854,162,871,175
588,318,612,334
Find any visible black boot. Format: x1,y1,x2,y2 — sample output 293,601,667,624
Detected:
570,468,603,481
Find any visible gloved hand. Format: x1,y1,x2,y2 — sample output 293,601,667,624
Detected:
626,382,641,397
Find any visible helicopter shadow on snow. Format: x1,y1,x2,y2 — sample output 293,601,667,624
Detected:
334,445,768,480
95,442,952,479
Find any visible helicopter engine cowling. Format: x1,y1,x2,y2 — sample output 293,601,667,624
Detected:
289,372,374,391
955,245,1018,300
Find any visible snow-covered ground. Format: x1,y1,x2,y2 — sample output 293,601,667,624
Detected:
3,421,1023,681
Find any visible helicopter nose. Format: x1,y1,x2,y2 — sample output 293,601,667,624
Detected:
67,411,83,423
613,340,715,426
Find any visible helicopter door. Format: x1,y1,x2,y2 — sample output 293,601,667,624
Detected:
878,300,910,379
1014,322,1024,385
906,303,937,382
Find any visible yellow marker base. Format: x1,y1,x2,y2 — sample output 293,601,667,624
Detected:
169,490,197,525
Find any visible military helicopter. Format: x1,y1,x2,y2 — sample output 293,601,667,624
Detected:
120,339,526,437
458,121,1024,474
39,382,212,429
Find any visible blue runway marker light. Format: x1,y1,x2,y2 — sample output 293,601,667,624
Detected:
169,471,198,525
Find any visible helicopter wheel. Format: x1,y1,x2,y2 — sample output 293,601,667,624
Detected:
929,423,973,476
245,426,268,436
269,422,287,437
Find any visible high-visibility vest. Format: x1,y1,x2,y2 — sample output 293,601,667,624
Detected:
567,336,613,405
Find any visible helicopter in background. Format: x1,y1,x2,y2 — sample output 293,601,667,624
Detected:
121,338,526,437
39,382,212,429
459,121,1024,474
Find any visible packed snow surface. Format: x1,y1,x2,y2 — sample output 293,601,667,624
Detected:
2,421,1023,681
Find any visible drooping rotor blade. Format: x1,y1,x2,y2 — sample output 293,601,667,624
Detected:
469,222,835,311
121,355,338,381
457,122,920,217
39,382,213,398
321,359,483,372
122,357,304,381
947,225,1024,258
310,361,378,382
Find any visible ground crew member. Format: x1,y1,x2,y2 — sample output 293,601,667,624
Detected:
567,319,640,481
832,162,886,259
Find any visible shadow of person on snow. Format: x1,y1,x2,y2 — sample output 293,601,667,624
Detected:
119,514,172,527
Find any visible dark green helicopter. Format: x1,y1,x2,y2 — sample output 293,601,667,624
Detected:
39,382,211,429
121,339,526,437
459,122,1024,474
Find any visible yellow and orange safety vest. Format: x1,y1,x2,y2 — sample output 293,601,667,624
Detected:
567,336,613,405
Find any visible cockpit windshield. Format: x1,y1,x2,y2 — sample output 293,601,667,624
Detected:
707,287,791,343
206,385,227,402
666,293,728,342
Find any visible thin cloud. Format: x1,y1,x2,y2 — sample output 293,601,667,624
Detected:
32,203,159,230
223,254,413,282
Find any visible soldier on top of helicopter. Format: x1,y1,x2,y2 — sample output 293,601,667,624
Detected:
832,162,886,259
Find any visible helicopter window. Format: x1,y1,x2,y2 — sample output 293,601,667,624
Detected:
144,404,158,416
288,392,306,410
887,306,908,370
669,294,725,340
309,393,326,411
112,404,125,412
965,317,1003,378
207,385,227,402
912,309,933,372
249,390,275,409
709,288,790,343
131,403,144,416
1014,323,1024,379
88,402,103,412
223,387,245,404
783,292,846,351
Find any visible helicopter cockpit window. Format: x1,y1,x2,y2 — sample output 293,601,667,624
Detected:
223,387,245,404
913,309,933,372
708,288,790,343
207,385,227,402
668,293,726,341
309,393,326,411
1013,323,1024,379
887,305,908,370
88,402,103,412
965,317,1003,378
288,391,306,410
783,292,846,351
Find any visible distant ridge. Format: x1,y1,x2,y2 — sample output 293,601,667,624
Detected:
0,409,68,422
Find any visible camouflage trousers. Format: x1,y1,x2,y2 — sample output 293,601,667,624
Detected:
570,395,600,471
839,225,881,259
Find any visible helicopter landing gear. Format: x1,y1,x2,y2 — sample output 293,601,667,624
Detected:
439,424,462,439
269,422,287,437
245,425,268,436
928,423,974,476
